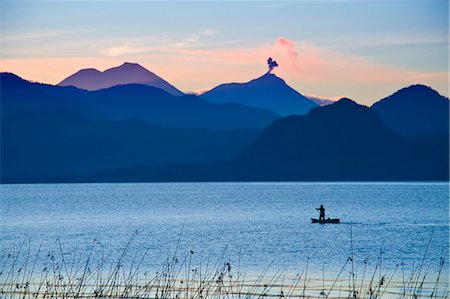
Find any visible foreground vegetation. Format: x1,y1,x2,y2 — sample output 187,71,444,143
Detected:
1,232,447,299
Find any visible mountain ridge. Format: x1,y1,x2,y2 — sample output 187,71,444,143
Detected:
2,72,279,130
1,108,262,180
371,84,449,138
58,62,184,96
12,97,447,183
1,71,448,183
202,73,318,116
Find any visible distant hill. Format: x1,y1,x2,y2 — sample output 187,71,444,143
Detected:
86,84,279,130
58,62,184,96
2,71,447,183
306,95,335,106
27,98,448,183
232,98,446,180
1,72,279,130
0,73,104,119
371,84,449,138
202,73,318,116
1,109,261,181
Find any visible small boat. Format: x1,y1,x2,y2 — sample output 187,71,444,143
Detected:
311,218,340,224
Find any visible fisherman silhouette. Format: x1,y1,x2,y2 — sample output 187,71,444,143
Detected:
316,205,325,220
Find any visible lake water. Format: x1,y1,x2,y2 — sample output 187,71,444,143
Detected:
1,182,448,281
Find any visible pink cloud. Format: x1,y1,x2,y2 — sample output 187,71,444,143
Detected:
0,57,124,84
159,39,447,93
1,38,447,105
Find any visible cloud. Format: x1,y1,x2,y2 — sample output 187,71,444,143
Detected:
171,29,217,48
200,29,216,36
100,29,218,56
168,38,447,86
0,57,124,84
1,36,447,105
153,38,447,103
101,45,149,57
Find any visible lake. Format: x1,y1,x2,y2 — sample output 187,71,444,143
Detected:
1,182,448,281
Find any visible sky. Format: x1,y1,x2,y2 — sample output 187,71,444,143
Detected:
0,0,448,105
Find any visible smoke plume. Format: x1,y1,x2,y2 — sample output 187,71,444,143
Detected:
276,37,298,62
267,57,279,73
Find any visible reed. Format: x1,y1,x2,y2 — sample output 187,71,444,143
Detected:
0,233,447,299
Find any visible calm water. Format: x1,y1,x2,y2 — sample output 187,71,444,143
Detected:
1,182,448,279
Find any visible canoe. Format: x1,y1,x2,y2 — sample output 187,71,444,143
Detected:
311,218,340,224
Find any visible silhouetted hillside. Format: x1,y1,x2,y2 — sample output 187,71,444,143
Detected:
20,99,447,183
1,109,261,181
86,84,279,129
0,73,104,119
202,73,318,116
2,71,447,183
232,98,447,180
371,85,449,138
1,72,279,130
58,62,184,96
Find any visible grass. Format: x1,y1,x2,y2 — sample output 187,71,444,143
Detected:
0,231,448,299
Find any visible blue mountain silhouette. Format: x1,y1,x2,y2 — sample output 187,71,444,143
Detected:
33,98,447,183
1,109,260,180
1,73,104,119
1,73,279,130
58,62,184,96
233,98,447,180
1,72,278,181
371,84,449,138
86,84,279,129
1,72,448,182
202,73,318,116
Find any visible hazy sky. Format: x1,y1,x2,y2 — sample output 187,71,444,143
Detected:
1,0,448,104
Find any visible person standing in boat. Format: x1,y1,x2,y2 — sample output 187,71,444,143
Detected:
316,205,325,220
